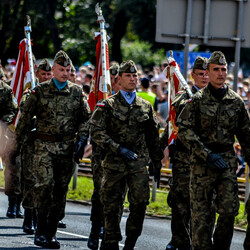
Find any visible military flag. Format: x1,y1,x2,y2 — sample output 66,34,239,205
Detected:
10,16,35,127
163,51,192,146
88,4,111,111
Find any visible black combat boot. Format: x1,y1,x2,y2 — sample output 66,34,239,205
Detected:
87,222,101,249
22,208,35,234
16,196,24,218
123,236,138,250
34,213,47,247
45,220,60,249
58,220,66,228
100,241,119,250
165,240,177,250
6,196,17,218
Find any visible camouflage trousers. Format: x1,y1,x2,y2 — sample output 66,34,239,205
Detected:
21,140,36,209
101,166,150,244
244,195,250,249
190,153,239,250
167,159,191,248
33,140,75,222
90,145,104,225
3,128,22,197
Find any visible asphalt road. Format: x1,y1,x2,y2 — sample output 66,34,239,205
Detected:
0,191,246,249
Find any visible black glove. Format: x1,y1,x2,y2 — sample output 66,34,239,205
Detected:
152,161,162,188
118,146,138,160
74,136,88,164
207,152,229,171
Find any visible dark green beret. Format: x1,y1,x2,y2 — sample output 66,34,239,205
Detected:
110,63,119,76
37,58,52,71
70,59,76,72
54,50,70,67
119,60,137,73
208,51,227,65
193,56,208,70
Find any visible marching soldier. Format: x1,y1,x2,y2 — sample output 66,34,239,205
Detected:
90,60,163,250
177,51,250,250
15,50,91,249
161,57,210,250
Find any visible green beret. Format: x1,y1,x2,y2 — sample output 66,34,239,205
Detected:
193,56,208,70
37,58,52,71
54,50,70,67
110,63,119,76
119,60,137,74
208,51,227,65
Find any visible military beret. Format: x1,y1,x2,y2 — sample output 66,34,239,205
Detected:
119,60,137,73
208,51,227,65
37,58,52,71
109,63,119,76
70,59,76,72
193,56,208,70
54,50,71,67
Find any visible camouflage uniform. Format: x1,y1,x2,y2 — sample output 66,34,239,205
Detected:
16,51,91,247
19,89,36,209
0,80,19,196
177,80,250,249
90,91,163,246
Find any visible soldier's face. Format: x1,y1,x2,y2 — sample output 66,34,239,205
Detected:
191,69,209,89
52,63,71,83
119,73,138,92
36,69,53,83
207,64,227,89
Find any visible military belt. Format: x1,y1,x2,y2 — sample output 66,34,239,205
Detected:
36,134,74,142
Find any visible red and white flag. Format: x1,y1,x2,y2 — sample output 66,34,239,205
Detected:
88,32,111,111
10,39,32,127
164,59,183,146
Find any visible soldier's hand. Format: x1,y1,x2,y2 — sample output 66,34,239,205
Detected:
118,147,138,161
74,136,88,164
207,153,229,171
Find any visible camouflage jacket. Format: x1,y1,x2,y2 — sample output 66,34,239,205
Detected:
0,80,18,124
177,83,250,164
90,91,163,171
16,79,91,146
160,86,197,151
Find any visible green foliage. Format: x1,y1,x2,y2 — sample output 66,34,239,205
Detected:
121,39,166,68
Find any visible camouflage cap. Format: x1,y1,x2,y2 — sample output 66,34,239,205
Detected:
208,51,227,65
54,50,70,67
119,60,137,74
193,56,208,70
70,59,76,72
110,62,119,76
37,58,52,71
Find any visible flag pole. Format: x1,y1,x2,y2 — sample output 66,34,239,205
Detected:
24,15,35,89
95,3,108,100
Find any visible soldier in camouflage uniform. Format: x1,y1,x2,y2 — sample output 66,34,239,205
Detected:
161,57,209,250
15,51,91,249
90,60,163,250
88,63,121,250
0,63,21,219
177,51,250,250
20,58,53,234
